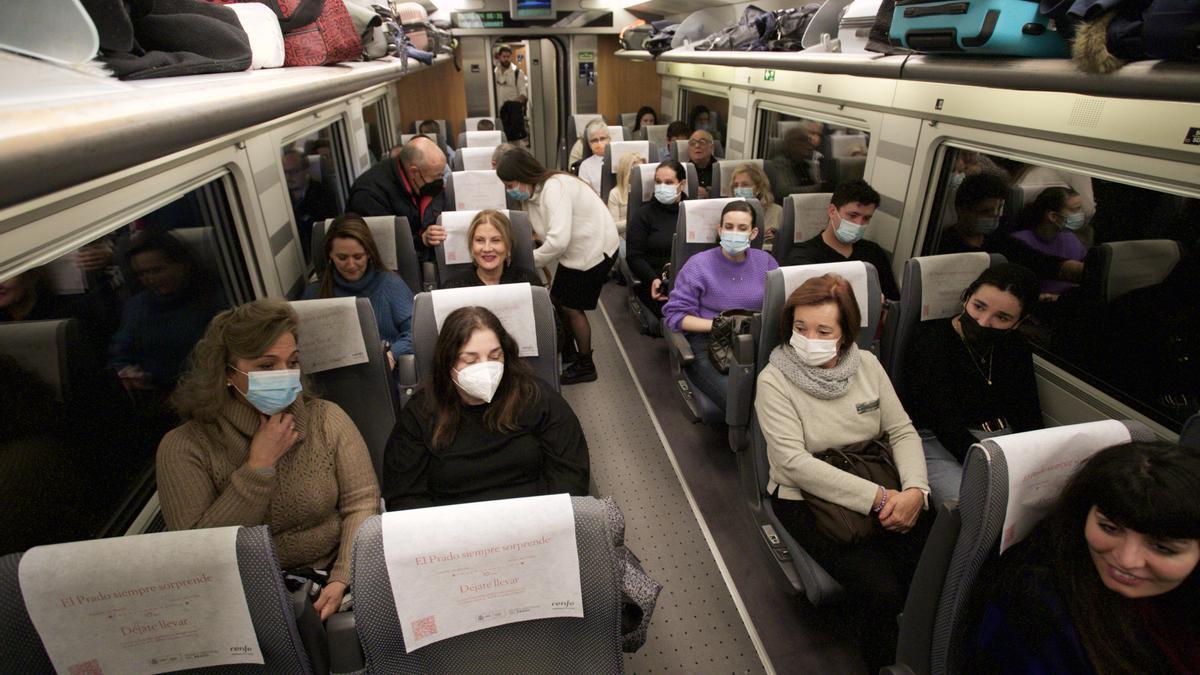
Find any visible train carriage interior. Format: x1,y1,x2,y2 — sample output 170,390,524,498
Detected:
2,0,1199,672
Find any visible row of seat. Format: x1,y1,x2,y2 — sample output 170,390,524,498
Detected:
408,118,503,149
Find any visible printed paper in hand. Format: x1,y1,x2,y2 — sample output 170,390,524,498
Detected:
917,252,991,321
45,252,88,294
431,283,538,356
19,527,261,675
999,420,1131,552
291,297,368,373
381,494,583,651
684,198,738,243
781,262,870,327
453,171,506,211
439,211,480,265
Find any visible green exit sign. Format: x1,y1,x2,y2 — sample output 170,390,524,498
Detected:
578,51,595,61
763,69,776,81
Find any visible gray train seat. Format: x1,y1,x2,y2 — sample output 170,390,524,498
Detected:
451,146,495,172
433,209,535,288
885,420,1154,675
291,297,395,484
563,113,605,168
461,116,501,135
1181,412,1200,450
619,111,637,131
599,140,651,203
771,192,833,264
413,119,451,147
735,262,882,603
643,123,668,148
399,284,558,408
445,170,509,211
327,497,623,673
819,155,867,188
1,525,320,674
714,158,764,197
455,130,507,149
312,216,422,297
828,133,868,158
1088,239,1183,302
881,252,1007,398
0,318,85,403
663,197,765,425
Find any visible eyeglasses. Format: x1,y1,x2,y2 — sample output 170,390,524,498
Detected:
688,139,713,147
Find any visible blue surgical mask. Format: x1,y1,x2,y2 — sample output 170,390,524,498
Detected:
1063,212,1086,231
733,187,755,199
232,367,303,415
834,218,864,244
948,172,966,189
654,184,679,204
974,216,1000,235
506,187,530,201
719,230,751,256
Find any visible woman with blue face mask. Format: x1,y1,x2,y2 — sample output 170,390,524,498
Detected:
661,201,779,410
157,299,380,621
1011,186,1088,296
384,306,589,509
728,163,781,243
627,160,687,319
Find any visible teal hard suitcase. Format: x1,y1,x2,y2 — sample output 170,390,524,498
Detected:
890,0,1070,57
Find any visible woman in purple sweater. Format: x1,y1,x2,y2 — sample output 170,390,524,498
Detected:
659,200,779,408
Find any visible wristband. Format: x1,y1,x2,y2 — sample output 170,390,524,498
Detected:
872,486,888,513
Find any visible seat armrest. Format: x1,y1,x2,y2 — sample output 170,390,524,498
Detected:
665,328,694,366
326,610,364,674
421,261,437,291
725,332,757,440
617,256,641,288
396,353,417,409
291,584,331,675
879,666,916,675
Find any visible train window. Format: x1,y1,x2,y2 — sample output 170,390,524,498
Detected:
0,178,251,554
362,96,393,165
922,145,1200,431
755,108,871,204
679,88,729,142
281,122,351,263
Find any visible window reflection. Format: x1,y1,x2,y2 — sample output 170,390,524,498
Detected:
757,109,871,204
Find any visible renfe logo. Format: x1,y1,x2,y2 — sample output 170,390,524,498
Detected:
229,645,254,655
551,600,576,608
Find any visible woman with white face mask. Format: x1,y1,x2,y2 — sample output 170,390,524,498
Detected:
157,299,380,621
755,274,929,672
627,160,687,319
661,201,779,410
384,306,589,509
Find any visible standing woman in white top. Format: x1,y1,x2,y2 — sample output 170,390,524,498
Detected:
573,119,610,195
497,148,619,385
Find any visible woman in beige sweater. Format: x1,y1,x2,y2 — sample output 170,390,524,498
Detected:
156,299,379,620
755,274,930,671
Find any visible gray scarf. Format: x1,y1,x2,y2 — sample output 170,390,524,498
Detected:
768,342,861,400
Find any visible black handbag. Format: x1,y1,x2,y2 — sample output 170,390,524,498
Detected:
800,437,901,544
707,309,755,374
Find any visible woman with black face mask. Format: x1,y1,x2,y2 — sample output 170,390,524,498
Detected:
902,263,1043,508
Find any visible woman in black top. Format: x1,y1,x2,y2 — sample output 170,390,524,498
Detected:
384,306,589,509
443,209,542,289
626,160,686,318
903,263,1043,507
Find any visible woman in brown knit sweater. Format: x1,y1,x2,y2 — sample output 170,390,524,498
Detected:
156,299,379,620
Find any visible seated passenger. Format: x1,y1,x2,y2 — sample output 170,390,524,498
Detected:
629,160,687,319
1011,186,1088,296
687,130,716,198
660,120,690,162
903,263,1043,507
688,104,721,142
572,119,610,195
961,441,1199,674
728,163,782,241
476,118,496,131
606,153,644,237
348,136,449,260
302,215,413,368
755,274,930,672
157,299,380,620
787,179,900,301
0,267,66,322
660,201,779,408
383,306,590,508
109,230,221,395
632,106,658,137
283,149,338,262
766,126,823,203
443,210,542,289
939,172,1083,287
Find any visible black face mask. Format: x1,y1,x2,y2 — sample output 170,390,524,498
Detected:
419,178,444,198
959,309,1008,347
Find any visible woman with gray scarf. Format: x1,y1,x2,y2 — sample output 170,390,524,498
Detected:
755,273,930,671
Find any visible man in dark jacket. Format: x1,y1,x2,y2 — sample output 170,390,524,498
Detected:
348,136,448,259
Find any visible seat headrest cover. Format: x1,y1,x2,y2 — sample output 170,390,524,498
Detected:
993,420,1133,553
438,209,512,265
637,164,658,203
1102,239,1181,301
0,319,70,400
464,130,502,148
683,198,741,243
290,297,368,372
916,252,991,321
430,283,538,356
19,527,263,672
573,114,604,138
460,147,493,171
379,494,583,650
403,132,439,145
607,125,625,142
606,141,650,173
779,261,870,327
451,170,506,211
359,216,400,271
829,133,867,158
789,193,833,243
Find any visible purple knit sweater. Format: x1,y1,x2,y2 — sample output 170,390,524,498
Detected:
663,247,779,332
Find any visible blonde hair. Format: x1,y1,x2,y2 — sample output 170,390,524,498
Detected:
171,299,312,422
467,209,515,266
729,163,775,207
613,153,644,204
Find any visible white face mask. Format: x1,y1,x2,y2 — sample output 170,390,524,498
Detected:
790,332,840,367
453,361,505,403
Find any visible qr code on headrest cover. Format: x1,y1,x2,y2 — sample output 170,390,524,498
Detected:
412,615,438,641
69,660,103,675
